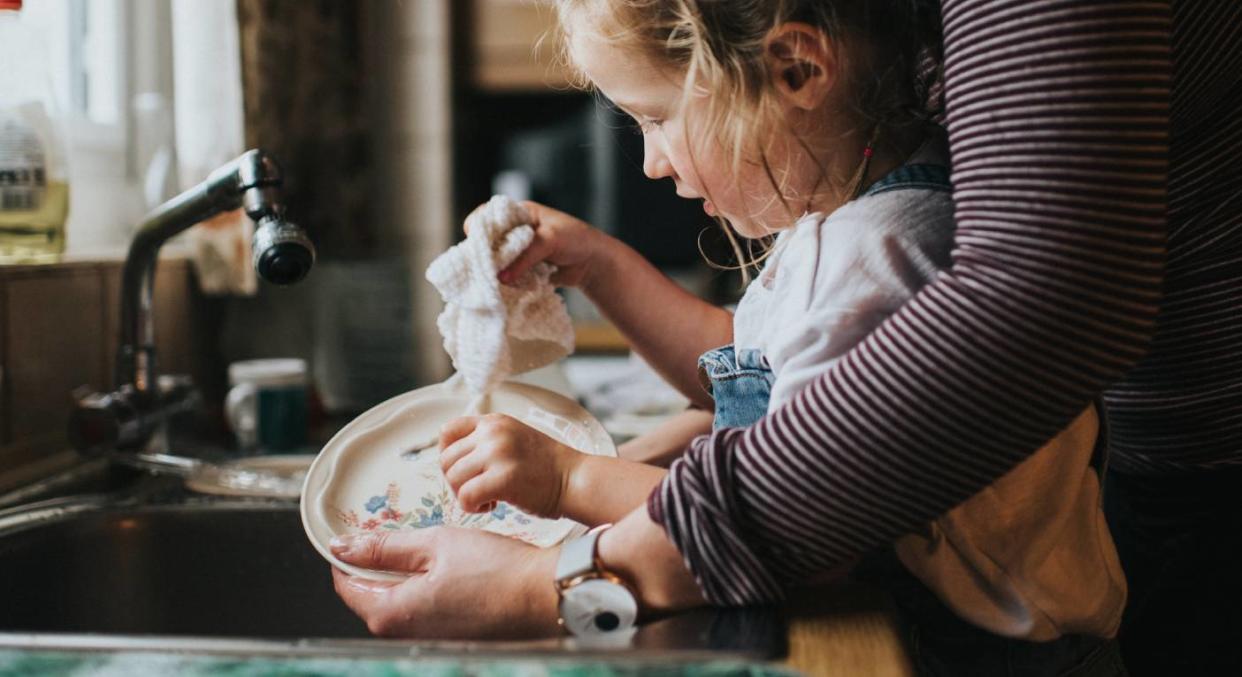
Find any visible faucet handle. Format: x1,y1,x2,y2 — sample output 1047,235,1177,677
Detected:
69,385,142,454
69,377,201,455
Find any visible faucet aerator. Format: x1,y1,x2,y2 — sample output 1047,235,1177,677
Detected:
252,217,316,286
257,244,313,285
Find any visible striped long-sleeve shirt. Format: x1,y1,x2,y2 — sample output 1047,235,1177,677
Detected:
649,0,1242,606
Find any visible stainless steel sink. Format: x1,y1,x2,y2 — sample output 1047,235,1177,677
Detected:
0,467,784,660
0,500,367,639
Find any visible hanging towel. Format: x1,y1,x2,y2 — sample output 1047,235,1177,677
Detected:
425,195,575,396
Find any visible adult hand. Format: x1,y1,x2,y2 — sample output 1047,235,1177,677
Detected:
330,527,560,639
439,413,583,518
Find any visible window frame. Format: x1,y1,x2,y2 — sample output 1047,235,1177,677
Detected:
58,0,174,253
58,0,131,181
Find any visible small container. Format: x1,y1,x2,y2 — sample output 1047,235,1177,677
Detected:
226,358,309,453
0,0,71,263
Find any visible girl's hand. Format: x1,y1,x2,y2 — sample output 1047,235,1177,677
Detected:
469,200,610,289
438,413,583,519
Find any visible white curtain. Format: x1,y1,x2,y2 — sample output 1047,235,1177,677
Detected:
171,0,244,188
170,0,254,294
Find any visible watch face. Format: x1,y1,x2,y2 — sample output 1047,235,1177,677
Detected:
559,578,638,636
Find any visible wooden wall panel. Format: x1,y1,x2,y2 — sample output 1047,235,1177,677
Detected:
0,258,192,479
2,268,107,465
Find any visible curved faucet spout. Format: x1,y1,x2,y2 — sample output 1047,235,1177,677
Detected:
118,149,315,395
71,150,315,455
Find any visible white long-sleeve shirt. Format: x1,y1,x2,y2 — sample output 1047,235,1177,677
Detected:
733,143,955,412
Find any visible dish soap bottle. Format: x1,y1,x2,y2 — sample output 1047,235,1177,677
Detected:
0,0,70,263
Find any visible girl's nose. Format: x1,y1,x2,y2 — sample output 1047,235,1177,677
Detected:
642,133,675,181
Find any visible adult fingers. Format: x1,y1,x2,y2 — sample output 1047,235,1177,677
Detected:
330,568,407,637
331,567,398,598
330,529,435,574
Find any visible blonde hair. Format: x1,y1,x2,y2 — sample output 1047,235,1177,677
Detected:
554,0,942,277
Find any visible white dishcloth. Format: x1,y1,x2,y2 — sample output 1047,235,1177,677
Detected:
425,195,575,396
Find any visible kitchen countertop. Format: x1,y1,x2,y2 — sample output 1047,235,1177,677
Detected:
0,583,913,677
783,584,912,677
0,603,910,677
0,651,795,676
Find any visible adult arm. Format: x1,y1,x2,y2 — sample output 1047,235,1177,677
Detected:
650,0,1171,605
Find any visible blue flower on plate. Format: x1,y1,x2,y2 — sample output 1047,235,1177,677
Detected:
364,495,387,514
490,502,513,520
412,505,444,528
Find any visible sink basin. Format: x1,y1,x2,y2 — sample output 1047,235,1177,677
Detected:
0,478,783,660
0,502,368,639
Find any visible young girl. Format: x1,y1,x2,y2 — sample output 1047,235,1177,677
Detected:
437,1,1125,673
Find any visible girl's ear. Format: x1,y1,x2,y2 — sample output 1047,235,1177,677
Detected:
765,23,837,110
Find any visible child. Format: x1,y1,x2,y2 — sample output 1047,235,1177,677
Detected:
438,1,1126,673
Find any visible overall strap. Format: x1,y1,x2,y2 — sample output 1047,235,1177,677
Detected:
863,163,952,197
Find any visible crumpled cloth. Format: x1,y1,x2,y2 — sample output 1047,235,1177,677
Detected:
425,195,575,396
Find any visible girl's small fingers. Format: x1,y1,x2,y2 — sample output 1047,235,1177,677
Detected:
462,202,490,236
439,436,476,476
517,200,546,226
439,416,480,449
456,473,508,514
548,268,576,286
499,240,551,284
443,447,489,493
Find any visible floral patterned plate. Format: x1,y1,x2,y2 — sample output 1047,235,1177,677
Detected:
301,378,616,581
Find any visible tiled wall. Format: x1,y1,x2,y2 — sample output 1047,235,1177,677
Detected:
0,257,192,486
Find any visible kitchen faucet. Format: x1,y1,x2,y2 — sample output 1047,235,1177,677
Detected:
69,149,316,455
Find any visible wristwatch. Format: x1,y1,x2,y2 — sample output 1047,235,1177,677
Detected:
554,524,639,636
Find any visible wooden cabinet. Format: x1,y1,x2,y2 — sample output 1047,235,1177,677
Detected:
470,0,575,92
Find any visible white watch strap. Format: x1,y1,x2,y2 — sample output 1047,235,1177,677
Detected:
556,525,607,583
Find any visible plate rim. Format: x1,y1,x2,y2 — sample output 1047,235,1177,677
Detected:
300,379,615,581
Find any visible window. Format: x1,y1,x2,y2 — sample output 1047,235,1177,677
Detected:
15,0,173,254
19,0,126,168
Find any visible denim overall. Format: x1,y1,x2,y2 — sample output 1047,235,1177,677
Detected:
697,163,1125,677
697,346,775,429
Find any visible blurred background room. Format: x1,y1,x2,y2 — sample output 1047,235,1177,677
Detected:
0,0,741,486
